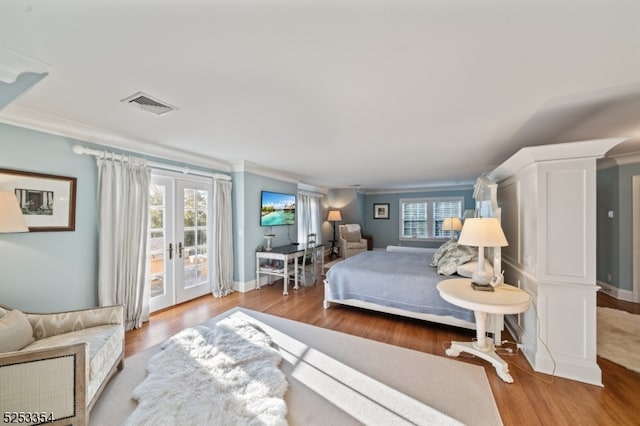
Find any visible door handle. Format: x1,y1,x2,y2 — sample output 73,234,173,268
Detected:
178,242,184,258
168,243,173,260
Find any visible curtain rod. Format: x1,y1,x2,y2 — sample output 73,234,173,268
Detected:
72,145,231,181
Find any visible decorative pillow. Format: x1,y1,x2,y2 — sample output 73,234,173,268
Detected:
457,261,493,278
437,245,476,276
429,240,458,267
0,310,35,353
343,231,362,242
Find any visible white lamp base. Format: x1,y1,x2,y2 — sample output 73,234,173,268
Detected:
472,270,492,286
264,234,274,251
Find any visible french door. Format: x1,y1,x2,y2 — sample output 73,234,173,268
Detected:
148,173,213,312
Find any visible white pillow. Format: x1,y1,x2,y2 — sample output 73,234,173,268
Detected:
457,261,494,278
0,310,35,353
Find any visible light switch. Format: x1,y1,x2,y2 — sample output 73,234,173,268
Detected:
608,210,614,219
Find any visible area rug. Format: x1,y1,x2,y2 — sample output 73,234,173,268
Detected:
597,307,640,373
123,317,287,425
91,308,503,425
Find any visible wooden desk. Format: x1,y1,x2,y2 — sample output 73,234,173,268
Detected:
437,278,531,383
256,243,324,296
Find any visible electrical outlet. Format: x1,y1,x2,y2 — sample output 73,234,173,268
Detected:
607,274,612,282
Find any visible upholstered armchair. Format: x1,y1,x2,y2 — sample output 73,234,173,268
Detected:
338,224,368,258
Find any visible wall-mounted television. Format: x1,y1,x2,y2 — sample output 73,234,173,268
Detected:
260,191,296,226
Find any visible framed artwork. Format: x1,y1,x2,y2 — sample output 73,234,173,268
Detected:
373,203,390,219
0,168,77,231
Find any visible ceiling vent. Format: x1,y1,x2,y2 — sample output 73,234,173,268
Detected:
120,91,177,116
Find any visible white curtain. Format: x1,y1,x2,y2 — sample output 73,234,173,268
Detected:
297,191,323,243
212,179,234,297
97,157,150,330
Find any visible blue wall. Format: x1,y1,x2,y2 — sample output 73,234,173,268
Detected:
0,123,231,311
0,124,99,311
235,172,298,282
364,189,474,249
596,166,619,288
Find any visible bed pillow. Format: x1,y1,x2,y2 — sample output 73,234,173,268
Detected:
429,240,458,267
437,245,476,276
0,310,35,353
457,261,494,278
343,230,362,242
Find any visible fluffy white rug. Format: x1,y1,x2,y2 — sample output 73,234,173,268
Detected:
597,307,640,373
124,317,288,426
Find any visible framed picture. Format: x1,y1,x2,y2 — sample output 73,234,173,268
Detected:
373,203,390,219
0,168,77,232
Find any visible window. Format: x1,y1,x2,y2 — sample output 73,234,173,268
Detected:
400,197,463,240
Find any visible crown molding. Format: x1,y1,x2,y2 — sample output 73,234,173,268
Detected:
606,151,640,166
363,182,475,195
0,46,50,83
488,138,628,183
0,105,232,172
231,160,303,184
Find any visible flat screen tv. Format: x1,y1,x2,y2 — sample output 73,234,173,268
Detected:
260,191,296,226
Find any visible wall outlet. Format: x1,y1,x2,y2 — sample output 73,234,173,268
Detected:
607,273,612,282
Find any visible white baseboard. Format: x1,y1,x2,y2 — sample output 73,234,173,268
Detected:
234,280,257,293
597,281,634,302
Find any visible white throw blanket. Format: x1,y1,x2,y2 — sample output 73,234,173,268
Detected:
124,317,288,426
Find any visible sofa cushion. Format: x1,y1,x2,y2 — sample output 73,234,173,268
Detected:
0,310,35,353
0,307,7,318
23,324,124,401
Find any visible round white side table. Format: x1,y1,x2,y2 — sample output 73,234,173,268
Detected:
437,278,531,383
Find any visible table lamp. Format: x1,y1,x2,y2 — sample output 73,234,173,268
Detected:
442,217,462,240
458,217,507,287
0,191,29,233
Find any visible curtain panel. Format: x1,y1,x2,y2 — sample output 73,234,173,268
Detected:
212,179,234,297
297,191,323,243
97,157,150,330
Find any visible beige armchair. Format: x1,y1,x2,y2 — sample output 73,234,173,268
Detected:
338,224,368,258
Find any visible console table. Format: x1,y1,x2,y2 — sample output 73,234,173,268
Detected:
437,277,531,383
256,243,324,295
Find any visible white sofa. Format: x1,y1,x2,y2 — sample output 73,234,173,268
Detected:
0,304,125,425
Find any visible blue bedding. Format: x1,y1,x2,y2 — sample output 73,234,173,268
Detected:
326,250,474,323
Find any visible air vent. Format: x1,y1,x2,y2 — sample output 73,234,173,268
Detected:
120,92,177,116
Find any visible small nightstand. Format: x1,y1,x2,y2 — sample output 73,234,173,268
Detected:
437,277,531,383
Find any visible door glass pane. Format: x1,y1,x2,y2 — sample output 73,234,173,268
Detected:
183,188,208,289
149,184,166,298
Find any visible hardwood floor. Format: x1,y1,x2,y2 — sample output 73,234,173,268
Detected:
125,281,640,426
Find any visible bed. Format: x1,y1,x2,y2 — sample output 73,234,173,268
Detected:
323,177,504,344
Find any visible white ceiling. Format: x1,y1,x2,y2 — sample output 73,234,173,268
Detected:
2,0,640,191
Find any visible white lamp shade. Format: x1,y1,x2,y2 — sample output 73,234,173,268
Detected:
327,210,342,221
0,191,29,233
458,217,508,248
442,217,462,231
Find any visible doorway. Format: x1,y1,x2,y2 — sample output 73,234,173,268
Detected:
148,172,213,312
